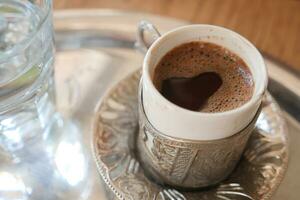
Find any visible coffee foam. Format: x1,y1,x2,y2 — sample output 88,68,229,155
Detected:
153,41,254,113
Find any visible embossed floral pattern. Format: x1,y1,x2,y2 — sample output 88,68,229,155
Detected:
92,70,289,200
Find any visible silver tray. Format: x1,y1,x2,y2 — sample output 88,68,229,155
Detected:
53,9,300,199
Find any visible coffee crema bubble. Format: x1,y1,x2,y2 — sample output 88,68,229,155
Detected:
153,41,254,113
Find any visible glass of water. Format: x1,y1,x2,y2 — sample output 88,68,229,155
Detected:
0,0,55,152
0,1,92,199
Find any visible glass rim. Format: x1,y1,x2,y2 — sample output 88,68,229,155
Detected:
0,0,52,62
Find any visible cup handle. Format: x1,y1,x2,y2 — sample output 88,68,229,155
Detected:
135,21,161,53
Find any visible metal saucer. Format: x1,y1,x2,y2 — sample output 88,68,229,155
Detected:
92,70,289,200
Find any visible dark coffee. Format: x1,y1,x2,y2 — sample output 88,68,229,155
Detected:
153,41,254,112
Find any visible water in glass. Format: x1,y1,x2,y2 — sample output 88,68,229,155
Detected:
0,0,55,152
0,1,91,199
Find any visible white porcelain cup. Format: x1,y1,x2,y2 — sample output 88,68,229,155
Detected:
137,21,268,140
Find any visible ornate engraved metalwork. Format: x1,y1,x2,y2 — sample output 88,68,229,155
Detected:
137,86,260,188
92,70,289,200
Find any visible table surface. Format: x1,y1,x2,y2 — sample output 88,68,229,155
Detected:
54,0,300,73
